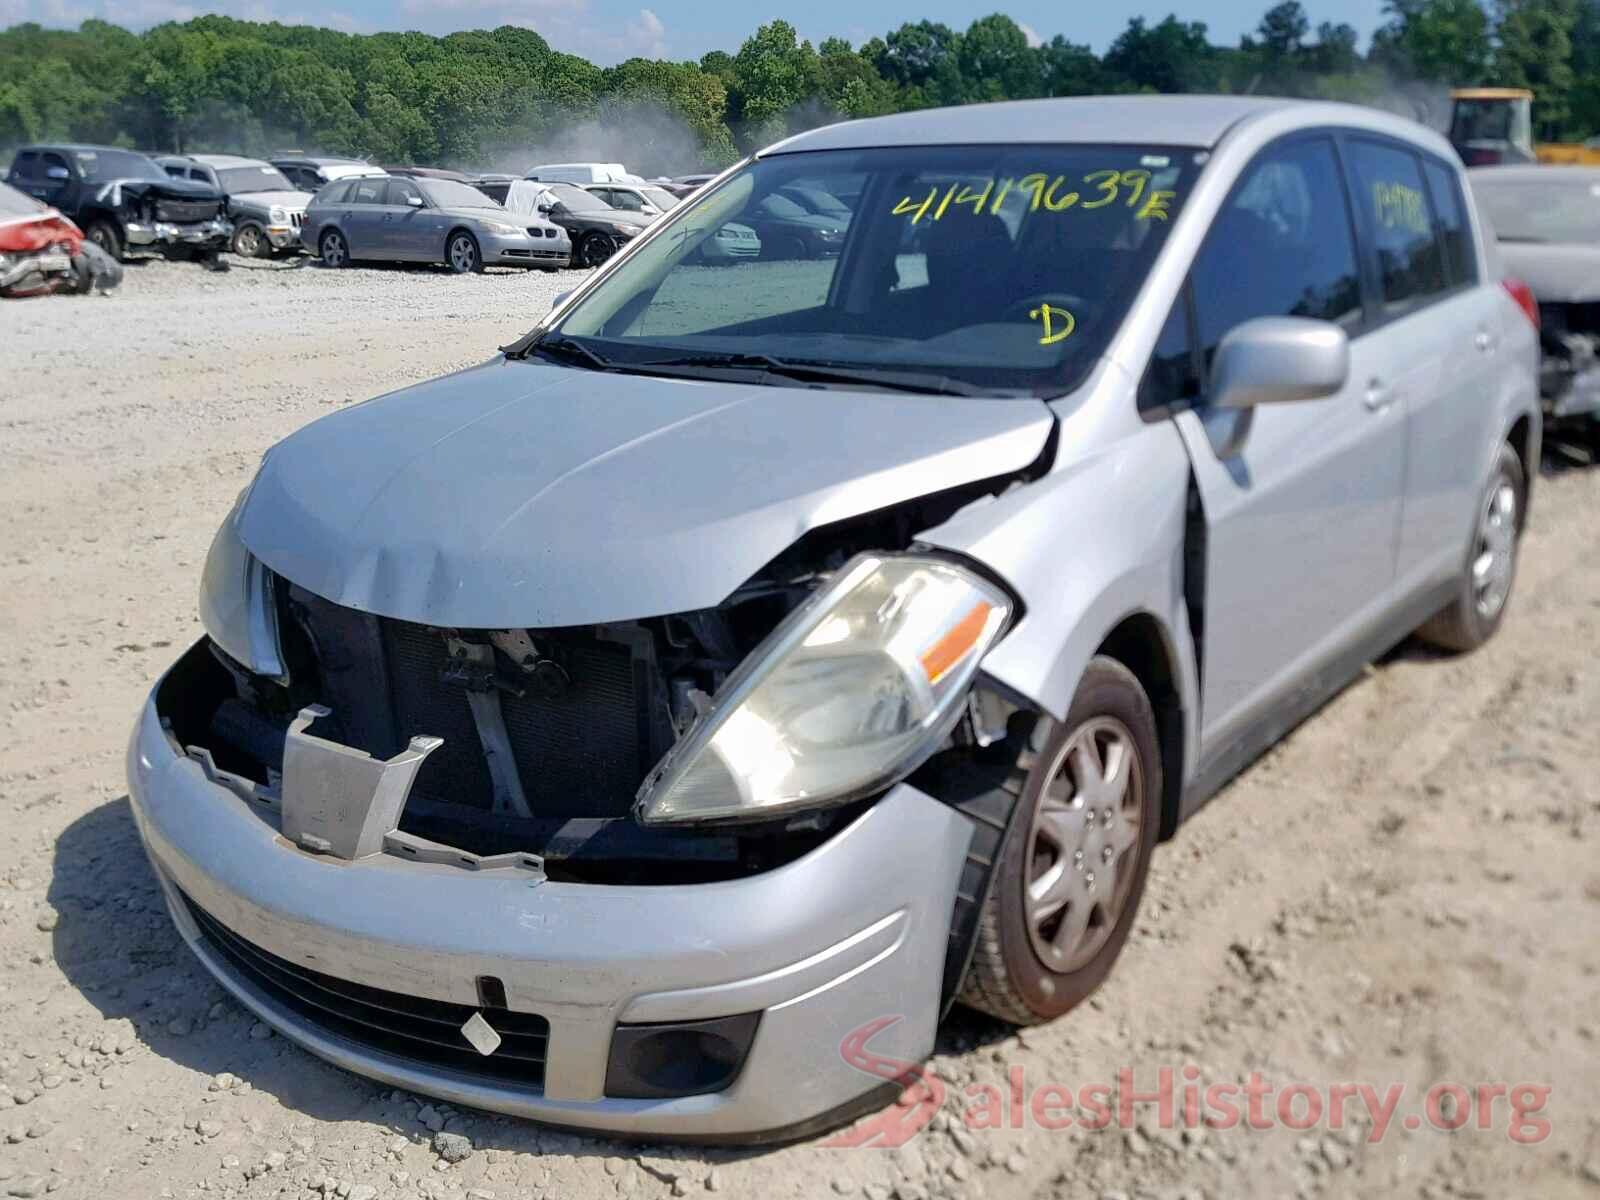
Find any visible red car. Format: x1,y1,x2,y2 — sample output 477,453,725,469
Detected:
0,180,120,297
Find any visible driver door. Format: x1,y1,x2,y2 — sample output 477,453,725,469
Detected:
379,177,432,259
1171,134,1407,772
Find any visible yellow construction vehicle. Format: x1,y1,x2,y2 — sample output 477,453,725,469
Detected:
1448,86,1600,166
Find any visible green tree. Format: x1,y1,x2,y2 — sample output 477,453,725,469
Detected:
1103,15,1216,93
1373,0,1493,83
1494,0,1580,135
957,14,1042,102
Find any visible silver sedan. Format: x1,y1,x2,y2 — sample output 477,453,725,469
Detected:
301,175,570,272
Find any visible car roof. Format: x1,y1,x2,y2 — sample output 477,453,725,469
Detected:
1468,163,1600,184
765,95,1451,156
21,143,157,156
190,153,268,169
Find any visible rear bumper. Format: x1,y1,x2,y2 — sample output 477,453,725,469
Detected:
126,680,972,1138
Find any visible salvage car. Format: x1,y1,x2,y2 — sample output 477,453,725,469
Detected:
157,154,309,259
0,179,121,296
130,96,1538,1141
1469,165,1600,451
532,181,651,267
582,181,681,217
6,143,230,261
302,175,569,272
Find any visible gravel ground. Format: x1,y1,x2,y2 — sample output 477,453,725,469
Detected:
2,257,1599,1200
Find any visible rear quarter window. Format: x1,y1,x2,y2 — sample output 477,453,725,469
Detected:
1421,160,1477,287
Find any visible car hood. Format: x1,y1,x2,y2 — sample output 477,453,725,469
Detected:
236,359,1054,628
572,209,651,230
107,176,222,203
1499,241,1600,303
233,189,308,211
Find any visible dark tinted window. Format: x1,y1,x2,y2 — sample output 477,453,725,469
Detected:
1194,137,1363,366
1422,160,1475,286
11,151,39,179
385,178,424,206
349,178,386,205
1347,140,1448,310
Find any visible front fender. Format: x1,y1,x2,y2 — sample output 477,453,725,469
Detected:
918,418,1200,785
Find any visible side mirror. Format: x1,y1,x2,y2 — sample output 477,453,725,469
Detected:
550,290,571,311
46,166,70,181
537,203,555,215
1210,317,1349,410
406,195,424,207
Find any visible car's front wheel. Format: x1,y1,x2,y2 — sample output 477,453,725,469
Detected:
232,223,269,259
1416,442,1524,652
578,232,617,268
85,220,123,262
447,231,483,274
319,229,349,268
959,657,1161,1024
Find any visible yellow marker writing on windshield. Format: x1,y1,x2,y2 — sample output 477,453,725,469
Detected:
1030,304,1076,345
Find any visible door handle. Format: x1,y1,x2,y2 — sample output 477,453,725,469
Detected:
1363,380,1394,412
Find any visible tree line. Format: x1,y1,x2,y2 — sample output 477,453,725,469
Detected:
2,0,1598,175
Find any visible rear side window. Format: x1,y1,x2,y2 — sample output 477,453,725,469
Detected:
319,179,354,204
1193,136,1363,367
350,178,385,204
1421,159,1476,287
1346,140,1448,311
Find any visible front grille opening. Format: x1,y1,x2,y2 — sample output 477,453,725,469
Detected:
180,889,549,1091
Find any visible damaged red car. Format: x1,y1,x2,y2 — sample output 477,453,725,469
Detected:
0,180,120,298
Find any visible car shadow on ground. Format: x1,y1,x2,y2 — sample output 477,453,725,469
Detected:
50,795,1010,1163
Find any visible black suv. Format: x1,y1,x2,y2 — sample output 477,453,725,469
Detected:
7,144,230,260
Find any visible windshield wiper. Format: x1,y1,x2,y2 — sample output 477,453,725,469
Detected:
525,335,614,370
634,352,992,396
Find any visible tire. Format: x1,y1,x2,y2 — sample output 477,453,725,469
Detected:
578,232,617,269
1415,442,1524,653
1588,418,1600,464
319,228,350,268
232,223,269,259
959,657,1162,1025
84,220,123,262
447,230,483,274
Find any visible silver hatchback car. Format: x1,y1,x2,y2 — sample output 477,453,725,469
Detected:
130,97,1538,1140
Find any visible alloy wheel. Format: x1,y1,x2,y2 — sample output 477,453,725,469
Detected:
1023,716,1145,974
581,233,616,268
449,234,477,273
1473,474,1517,619
321,232,346,267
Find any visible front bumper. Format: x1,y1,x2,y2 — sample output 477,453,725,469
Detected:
125,217,232,249
480,229,571,269
265,224,304,251
126,680,972,1138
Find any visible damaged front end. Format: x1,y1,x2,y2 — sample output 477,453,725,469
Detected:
172,471,1042,885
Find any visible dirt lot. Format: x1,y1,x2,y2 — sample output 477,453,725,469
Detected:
1,256,1598,1200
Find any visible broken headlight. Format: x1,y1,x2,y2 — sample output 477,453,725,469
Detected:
635,553,1012,826
197,491,286,682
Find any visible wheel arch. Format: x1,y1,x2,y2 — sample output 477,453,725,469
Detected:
1505,410,1538,530
1093,612,1187,841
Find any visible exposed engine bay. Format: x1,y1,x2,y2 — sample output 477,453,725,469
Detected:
162,476,1038,885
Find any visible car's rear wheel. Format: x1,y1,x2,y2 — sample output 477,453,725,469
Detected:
319,229,349,268
447,231,483,274
578,232,617,268
232,223,268,259
85,220,123,262
959,657,1161,1025
1416,442,1524,652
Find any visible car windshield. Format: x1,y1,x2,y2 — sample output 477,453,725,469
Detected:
419,179,500,209
640,186,679,209
1472,175,1600,243
549,183,609,212
73,149,165,183
543,144,1202,396
217,165,294,193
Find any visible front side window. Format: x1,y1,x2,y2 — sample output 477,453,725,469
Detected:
71,149,164,183
1346,139,1448,312
386,178,424,207
1193,137,1363,367
543,144,1203,396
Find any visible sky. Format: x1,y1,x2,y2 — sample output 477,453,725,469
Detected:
0,0,1392,66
